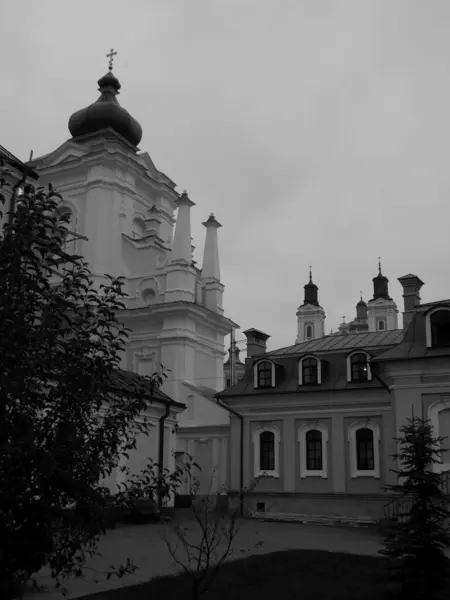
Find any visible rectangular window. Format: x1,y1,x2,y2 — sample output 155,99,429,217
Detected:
356,429,375,470
306,430,323,470
260,431,275,471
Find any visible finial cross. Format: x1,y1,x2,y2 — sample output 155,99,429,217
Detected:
106,48,117,71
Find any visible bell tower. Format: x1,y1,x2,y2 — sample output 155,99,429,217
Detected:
367,259,399,332
295,268,326,344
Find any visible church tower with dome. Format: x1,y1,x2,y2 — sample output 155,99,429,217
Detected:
366,260,399,332
27,53,237,432
295,269,326,343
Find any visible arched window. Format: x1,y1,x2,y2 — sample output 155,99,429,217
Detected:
302,357,319,385
430,310,450,348
252,426,280,478
305,324,313,340
260,431,275,472
348,352,371,382
377,319,386,331
255,361,274,388
356,428,375,470
298,423,328,478
348,420,380,478
306,429,323,471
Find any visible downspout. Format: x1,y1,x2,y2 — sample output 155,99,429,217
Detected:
158,402,171,511
216,395,244,518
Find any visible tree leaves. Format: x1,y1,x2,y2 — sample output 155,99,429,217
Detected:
0,180,189,599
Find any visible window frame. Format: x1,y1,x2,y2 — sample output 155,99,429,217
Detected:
305,323,314,340
347,351,372,383
428,398,450,473
252,425,280,478
253,360,275,389
298,423,328,478
299,355,322,385
348,420,380,478
425,306,450,348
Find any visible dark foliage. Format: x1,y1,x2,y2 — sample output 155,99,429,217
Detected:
380,415,450,599
0,180,193,598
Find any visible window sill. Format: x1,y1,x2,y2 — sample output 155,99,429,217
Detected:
300,470,327,479
351,470,380,479
255,470,280,479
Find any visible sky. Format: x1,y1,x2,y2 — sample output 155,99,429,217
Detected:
1,0,450,353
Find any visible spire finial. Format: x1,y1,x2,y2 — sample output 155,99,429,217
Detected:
106,48,117,71
378,256,382,275
360,290,363,301
342,315,346,324
309,265,312,283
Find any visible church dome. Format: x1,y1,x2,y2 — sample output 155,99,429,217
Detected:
68,69,142,146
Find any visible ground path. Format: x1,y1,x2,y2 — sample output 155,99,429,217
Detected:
24,517,392,599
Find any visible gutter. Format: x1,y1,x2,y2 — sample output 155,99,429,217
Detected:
215,395,244,518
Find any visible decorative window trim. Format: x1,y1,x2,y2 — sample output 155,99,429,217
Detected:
252,425,280,478
348,420,380,478
298,423,328,478
346,351,372,383
425,306,450,348
305,323,314,340
299,355,322,385
428,398,450,473
253,360,276,389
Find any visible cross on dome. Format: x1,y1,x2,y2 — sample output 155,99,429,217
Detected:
106,48,117,71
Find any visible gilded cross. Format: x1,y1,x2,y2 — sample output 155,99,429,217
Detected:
106,48,117,71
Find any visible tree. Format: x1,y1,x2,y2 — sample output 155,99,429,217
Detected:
0,179,188,599
380,415,450,599
161,473,264,599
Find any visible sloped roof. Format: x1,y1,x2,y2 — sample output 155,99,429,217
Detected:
0,144,39,179
182,380,218,401
108,369,185,408
375,302,450,362
264,329,405,358
217,329,405,398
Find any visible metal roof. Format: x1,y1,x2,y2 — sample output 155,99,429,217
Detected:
264,329,405,357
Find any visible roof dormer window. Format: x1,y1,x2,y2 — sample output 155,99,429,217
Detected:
254,360,275,389
425,307,450,348
347,351,372,383
299,355,322,385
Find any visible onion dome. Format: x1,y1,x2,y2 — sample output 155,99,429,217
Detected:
68,65,142,147
371,259,391,300
302,267,319,306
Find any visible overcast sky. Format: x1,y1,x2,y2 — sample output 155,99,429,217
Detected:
1,0,449,352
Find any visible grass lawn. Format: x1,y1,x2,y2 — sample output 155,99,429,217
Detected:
80,548,409,600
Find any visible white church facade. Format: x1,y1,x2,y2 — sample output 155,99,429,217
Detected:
25,59,237,499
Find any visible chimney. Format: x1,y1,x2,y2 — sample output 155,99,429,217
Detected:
398,274,424,330
243,328,270,359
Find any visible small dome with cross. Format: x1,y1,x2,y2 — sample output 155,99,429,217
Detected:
68,49,142,147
